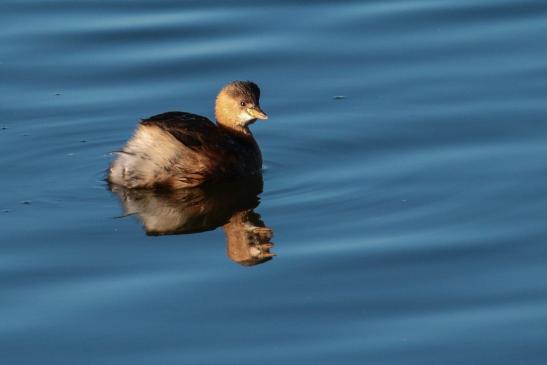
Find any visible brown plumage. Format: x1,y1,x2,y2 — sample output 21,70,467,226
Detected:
108,81,268,189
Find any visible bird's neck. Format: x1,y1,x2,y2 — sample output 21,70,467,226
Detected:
215,101,255,138
218,122,255,140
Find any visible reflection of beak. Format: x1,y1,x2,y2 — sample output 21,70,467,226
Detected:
246,106,268,120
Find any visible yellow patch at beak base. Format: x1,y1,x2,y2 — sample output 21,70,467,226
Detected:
246,106,268,120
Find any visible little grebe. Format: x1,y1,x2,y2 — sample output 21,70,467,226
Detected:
108,81,268,189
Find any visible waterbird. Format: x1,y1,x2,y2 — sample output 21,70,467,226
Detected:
108,81,268,189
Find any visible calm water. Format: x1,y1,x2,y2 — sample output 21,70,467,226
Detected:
1,0,547,363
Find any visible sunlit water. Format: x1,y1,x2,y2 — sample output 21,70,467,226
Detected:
1,1,547,364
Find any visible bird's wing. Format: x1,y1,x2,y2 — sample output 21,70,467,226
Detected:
109,112,238,188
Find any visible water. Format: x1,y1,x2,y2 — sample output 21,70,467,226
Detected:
1,0,547,363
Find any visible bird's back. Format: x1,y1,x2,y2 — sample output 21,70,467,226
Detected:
108,112,260,189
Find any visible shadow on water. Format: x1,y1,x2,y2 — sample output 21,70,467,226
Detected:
109,174,275,266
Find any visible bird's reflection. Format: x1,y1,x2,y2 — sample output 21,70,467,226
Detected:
109,174,275,266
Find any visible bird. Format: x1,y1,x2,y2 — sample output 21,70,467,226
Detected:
108,81,268,189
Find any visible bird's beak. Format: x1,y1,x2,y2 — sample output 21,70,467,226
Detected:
246,106,268,120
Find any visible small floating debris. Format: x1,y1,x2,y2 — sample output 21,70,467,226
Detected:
1,127,7,130
21,200,32,205
333,95,346,100
2,209,10,213
55,93,61,96
80,140,87,143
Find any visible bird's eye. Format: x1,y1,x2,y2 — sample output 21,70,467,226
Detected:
240,101,246,106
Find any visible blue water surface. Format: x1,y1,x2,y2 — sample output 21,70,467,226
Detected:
1,1,547,364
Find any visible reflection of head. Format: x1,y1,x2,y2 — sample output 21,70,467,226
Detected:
109,174,275,266
224,210,275,266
